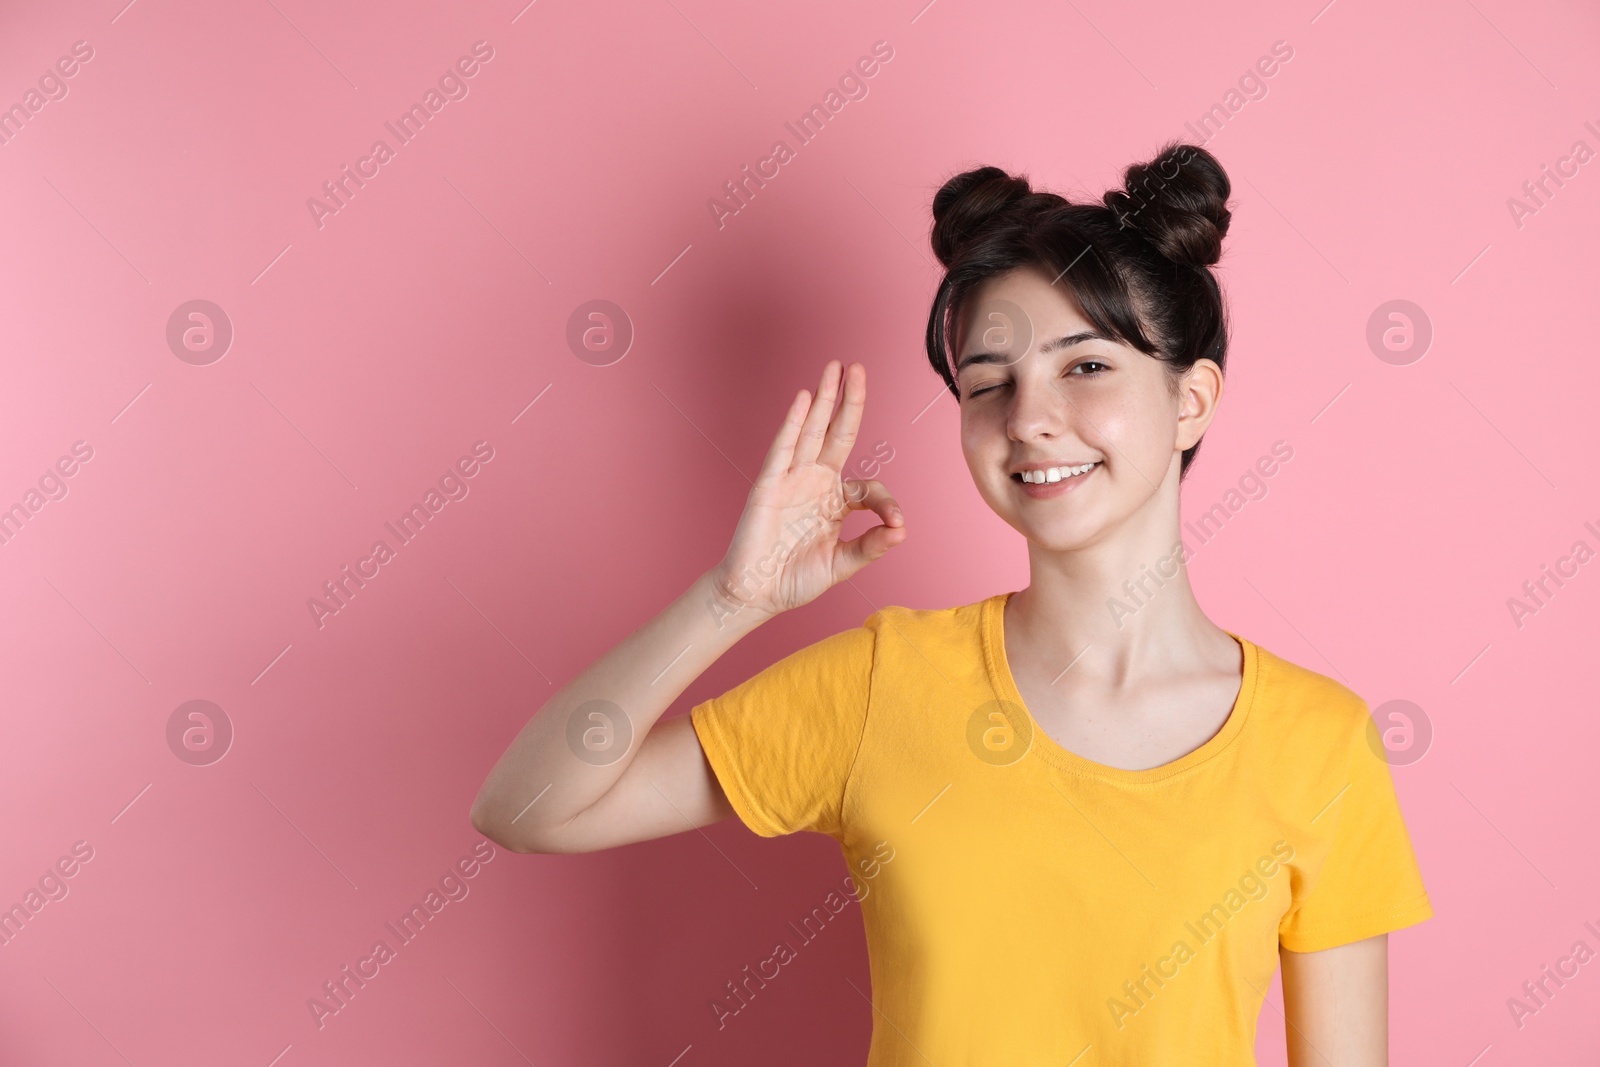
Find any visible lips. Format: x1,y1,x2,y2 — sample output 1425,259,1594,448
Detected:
1011,461,1100,497
1011,461,1100,484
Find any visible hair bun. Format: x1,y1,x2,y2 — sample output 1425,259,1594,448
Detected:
1104,142,1231,269
930,166,1032,267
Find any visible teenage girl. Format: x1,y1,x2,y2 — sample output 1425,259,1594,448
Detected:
472,141,1432,1066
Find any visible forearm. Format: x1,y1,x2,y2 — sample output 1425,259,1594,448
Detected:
470,567,770,848
470,360,903,854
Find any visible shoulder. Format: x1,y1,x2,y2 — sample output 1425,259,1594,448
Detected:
1237,641,1391,825
735,596,996,682
848,596,1001,696
862,595,997,651
1244,639,1374,755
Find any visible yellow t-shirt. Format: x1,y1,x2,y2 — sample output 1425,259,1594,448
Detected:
690,592,1433,1065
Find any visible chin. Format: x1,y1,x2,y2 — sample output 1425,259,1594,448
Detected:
993,505,1098,548
1023,523,1104,553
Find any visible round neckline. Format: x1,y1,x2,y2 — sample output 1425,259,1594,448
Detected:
981,591,1258,785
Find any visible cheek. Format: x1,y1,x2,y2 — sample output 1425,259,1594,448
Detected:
959,407,1004,465
957,406,983,456
958,409,1011,498
1086,386,1175,457
958,421,984,479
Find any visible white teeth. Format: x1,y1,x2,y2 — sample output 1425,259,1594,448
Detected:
1019,463,1096,484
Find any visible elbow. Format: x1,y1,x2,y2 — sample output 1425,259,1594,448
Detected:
468,794,496,839
470,798,540,855
472,806,595,855
470,797,584,855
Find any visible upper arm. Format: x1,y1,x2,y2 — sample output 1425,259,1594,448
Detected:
528,713,735,854
523,615,875,852
1278,699,1432,953
1280,934,1387,1066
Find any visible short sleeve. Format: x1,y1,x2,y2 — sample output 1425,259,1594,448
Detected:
1278,707,1434,953
690,617,876,839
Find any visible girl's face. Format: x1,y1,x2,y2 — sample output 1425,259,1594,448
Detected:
953,264,1217,552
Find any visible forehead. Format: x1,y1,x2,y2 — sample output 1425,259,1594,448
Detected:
955,266,1096,351
954,265,1118,370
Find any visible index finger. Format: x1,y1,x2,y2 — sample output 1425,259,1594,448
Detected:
755,387,812,486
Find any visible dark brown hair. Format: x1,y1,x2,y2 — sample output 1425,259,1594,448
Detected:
924,141,1232,478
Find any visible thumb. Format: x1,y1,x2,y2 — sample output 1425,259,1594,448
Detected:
833,519,908,582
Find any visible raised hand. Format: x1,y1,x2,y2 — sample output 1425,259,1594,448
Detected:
708,360,906,625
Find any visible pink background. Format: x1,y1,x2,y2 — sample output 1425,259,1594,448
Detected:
2,0,1596,1062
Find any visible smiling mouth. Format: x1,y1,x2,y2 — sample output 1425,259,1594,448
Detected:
1011,462,1100,484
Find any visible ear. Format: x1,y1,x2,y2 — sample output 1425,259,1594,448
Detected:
1175,359,1223,451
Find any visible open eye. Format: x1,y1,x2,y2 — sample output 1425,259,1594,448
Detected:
1070,360,1110,376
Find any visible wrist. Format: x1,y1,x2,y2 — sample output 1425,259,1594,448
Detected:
697,565,777,634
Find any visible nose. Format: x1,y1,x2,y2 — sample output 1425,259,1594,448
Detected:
1006,363,1068,443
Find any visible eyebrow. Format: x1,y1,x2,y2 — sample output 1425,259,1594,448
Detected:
954,330,1111,373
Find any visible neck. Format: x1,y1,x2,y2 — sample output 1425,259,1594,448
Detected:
1011,522,1226,686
